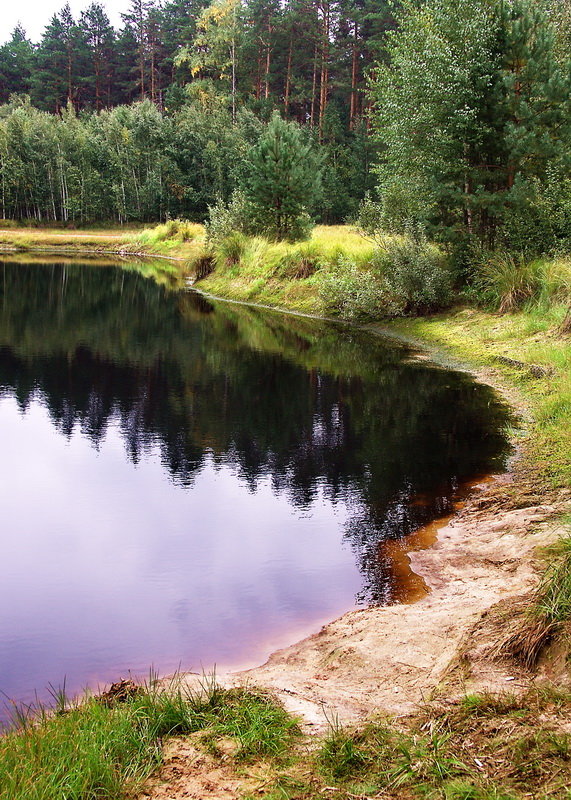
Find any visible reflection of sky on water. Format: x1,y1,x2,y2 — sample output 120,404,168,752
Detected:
0,395,361,717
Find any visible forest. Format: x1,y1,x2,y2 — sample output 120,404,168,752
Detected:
0,0,385,224
0,0,567,252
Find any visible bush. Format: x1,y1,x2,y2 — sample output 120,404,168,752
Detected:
319,257,390,319
377,233,453,313
319,233,452,320
205,190,253,244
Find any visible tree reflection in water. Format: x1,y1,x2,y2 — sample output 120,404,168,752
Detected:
0,259,513,605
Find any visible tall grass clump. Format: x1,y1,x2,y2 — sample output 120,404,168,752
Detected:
536,537,571,623
131,219,203,249
493,536,571,668
474,251,571,315
475,252,544,312
214,231,249,269
274,241,325,279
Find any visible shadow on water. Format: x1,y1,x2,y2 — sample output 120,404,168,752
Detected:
0,259,514,720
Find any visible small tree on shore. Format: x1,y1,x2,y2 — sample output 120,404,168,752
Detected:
244,111,322,241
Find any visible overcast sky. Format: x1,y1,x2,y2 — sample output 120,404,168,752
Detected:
1,1,132,44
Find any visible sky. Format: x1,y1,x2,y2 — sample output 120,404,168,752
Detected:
1,0,131,44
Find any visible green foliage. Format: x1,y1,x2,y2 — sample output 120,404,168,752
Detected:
319,234,452,319
376,232,453,313
318,723,371,779
205,189,253,243
243,111,322,241
535,537,571,623
370,0,571,250
319,256,388,319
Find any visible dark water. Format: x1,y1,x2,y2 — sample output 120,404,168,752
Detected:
0,259,512,723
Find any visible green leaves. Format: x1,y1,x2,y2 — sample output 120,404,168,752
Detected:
243,111,322,240
369,0,571,250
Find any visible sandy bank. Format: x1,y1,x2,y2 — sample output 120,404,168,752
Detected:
174,483,570,730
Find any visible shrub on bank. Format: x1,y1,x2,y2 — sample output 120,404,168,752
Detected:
319,256,389,319
376,234,453,314
318,234,452,320
205,191,253,244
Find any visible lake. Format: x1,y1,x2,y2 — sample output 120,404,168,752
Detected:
0,258,512,724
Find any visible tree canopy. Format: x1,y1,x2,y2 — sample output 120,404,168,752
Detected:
369,0,571,249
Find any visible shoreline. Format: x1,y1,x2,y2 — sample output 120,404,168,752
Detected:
3,242,570,730
173,471,569,730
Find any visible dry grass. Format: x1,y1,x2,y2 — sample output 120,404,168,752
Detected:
491,607,560,668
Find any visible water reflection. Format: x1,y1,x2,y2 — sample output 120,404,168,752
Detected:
0,260,512,717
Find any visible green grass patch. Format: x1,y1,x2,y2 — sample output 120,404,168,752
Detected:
129,220,205,255
0,677,300,800
197,224,377,315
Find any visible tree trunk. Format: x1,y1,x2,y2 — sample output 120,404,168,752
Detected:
349,21,359,129
264,21,272,99
231,35,237,124
318,0,330,140
310,43,319,127
284,37,292,116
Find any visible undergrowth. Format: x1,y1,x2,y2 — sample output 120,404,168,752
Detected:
251,688,571,800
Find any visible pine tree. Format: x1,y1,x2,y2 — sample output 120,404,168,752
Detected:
121,0,156,100
243,110,322,240
80,3,116,110
32,5,87,112
0,26,35,103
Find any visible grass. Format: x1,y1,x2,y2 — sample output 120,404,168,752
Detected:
12,675,571,800
0,676,300,800
198,224,376,314
0,221,207,262
247,688,571,800
476,252,571,314
0,226,141,252
10,681,557,800
127,219,205,256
